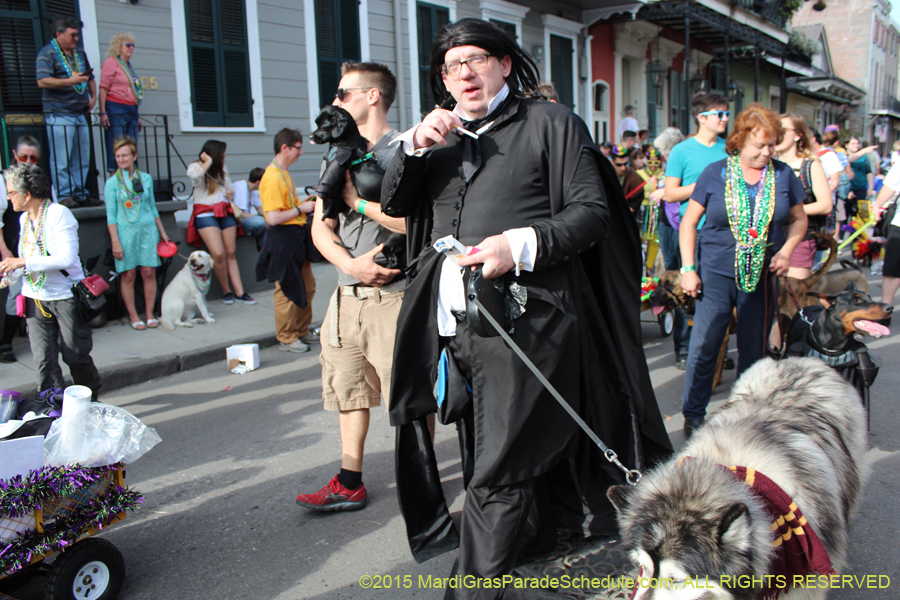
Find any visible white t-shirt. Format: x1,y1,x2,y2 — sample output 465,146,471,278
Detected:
17,202,84,301
231,180,262,214
618,116,639,142
817,149,842,201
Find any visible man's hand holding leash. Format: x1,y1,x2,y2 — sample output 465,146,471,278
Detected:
456,234,515,280
682,270,701,298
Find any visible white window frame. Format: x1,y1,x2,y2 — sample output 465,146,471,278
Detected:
304,0,371,130
542,14,583,114
480,0,529,41
591,79,610,144
171,0,266,132
409,0,458,121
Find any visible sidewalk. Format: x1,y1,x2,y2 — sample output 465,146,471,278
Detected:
1,261,338,396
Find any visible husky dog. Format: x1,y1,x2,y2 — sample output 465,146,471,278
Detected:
608,358,868,600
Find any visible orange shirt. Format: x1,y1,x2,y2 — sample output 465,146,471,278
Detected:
259,162,305,226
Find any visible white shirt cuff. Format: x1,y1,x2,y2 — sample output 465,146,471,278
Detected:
393,124,434,157
503,227,537,276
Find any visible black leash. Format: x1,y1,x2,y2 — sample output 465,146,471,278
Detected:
469,296,642,486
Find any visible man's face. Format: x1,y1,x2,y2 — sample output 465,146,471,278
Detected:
698,105,729,135
624,138,636,150
15,146,40,166
56,28,79,52
441,45,511,120
600,146,611,158
333,73,372,126
612,157,629,175
847,137,861,152
281,141,303,166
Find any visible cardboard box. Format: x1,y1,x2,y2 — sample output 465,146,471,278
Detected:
226,344,260,372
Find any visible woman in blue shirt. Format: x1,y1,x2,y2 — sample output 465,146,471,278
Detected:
678,103,808,438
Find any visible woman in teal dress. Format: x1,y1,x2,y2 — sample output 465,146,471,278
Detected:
104,136,170,330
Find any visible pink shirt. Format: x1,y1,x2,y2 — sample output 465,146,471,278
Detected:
100,57,138,106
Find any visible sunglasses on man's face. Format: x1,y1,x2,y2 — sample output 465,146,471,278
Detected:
613,161,629,168
335,87,374,101
699,110,730,119
17,154,40,164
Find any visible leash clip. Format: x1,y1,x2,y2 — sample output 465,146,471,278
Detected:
604,449,642,486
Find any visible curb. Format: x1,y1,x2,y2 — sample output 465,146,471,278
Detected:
10,332,279,398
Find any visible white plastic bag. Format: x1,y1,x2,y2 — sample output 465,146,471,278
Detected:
43,402,162,467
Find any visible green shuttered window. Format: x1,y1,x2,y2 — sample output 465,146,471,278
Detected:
315,0,361,110
185,0,253,127
417,2,449,115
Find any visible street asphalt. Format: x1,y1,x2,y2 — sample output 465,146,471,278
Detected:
0,263,897,600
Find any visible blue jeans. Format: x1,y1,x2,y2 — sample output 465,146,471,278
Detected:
239,214,267,247
681,267,773,419
657,222,691,357
104,101,140,173
46,113,90,201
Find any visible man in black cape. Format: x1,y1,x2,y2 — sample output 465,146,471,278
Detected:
381,19,672,598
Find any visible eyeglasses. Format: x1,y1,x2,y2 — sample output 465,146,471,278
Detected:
16,154,40,164
335,87,374,101
441,54,492,77
699,110,730,119
289,144,302,151
613,162,629,168
124,43,135,48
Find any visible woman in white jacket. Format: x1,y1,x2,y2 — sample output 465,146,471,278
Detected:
0,163,101,396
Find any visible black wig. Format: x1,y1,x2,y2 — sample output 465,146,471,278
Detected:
429,18,541,110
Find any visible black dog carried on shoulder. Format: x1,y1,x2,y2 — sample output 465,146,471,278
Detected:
309,105,406,271
786,281,892,425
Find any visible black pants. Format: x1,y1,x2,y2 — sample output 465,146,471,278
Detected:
26,296,101,395
445,479,539,600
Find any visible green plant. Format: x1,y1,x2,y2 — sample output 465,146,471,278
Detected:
788,31,820,57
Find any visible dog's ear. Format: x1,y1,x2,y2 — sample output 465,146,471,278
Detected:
328,108,351,140
806,291,833,309
844,280,857,292
717,503,752,554
208,256,215,269
607,485,633,514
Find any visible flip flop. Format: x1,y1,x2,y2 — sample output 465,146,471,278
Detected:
146,319,159,329
130,321,147,331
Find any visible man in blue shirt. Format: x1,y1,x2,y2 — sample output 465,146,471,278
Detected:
36,17,100,208
661,93,729,369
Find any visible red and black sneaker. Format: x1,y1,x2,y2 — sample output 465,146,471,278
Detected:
296,475,367,511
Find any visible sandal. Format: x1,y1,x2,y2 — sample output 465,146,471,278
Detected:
130,321,147,331
146,319,159,329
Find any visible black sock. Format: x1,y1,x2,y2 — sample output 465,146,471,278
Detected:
338,468,362,490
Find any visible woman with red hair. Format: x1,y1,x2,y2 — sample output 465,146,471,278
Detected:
678,103,808,438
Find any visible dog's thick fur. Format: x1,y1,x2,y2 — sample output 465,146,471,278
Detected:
309,105,407,271
608,358,868,600
159,251,216,330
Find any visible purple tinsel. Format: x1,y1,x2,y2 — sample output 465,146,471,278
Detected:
1,465,117,520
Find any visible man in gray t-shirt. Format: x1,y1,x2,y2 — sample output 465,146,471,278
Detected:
299,62,408,512
35,17,99,208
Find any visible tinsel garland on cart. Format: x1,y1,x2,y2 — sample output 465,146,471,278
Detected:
641,277,658,302
0,465,143,575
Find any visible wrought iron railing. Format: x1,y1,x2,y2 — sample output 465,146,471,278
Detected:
732,0,789,29
0,113,191,203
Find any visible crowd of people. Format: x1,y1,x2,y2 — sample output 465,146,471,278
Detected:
5,16,900,600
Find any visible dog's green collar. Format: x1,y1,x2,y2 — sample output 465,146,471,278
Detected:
349,152,376,167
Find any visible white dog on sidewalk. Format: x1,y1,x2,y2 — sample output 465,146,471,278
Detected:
159,251,216,330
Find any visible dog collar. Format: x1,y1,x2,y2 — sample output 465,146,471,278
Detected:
190,269,211,292
349,152,376,167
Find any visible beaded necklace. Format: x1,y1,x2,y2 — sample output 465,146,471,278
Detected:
270,159,303,222
18,200,50,291
115,169,144,222
115,56,143,105
51,40,87,95
724,154,776,293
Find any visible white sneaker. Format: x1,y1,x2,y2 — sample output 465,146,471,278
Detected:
279,340,310,353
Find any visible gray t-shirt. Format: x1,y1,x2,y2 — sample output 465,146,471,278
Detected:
326,129,401,286
36,43,94,113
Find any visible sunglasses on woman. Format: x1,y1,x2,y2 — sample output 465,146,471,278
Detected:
335,87,374,101
16,154,40,164
124,43,135,48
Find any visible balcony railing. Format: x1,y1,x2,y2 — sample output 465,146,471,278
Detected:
880,96,900,115
1,113,190,204
732,0,788,29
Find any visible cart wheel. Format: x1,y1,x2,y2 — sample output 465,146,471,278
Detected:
659,310,674,337
45,538,124,600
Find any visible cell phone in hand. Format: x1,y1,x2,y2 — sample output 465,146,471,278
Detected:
81,68,93,77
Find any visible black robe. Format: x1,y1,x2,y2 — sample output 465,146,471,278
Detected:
382,96,672,562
